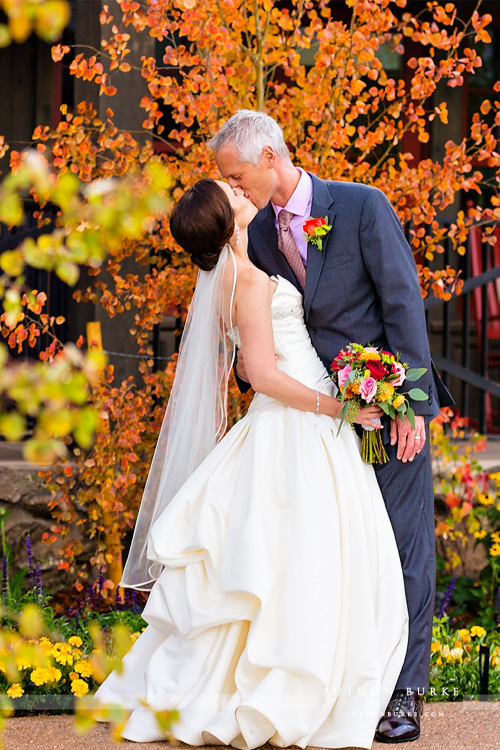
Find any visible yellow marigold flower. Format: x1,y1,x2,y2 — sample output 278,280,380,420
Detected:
478,493,494,506
30,668,48,686
474,530,487,539
45,666,62,682
393,394,405,409
489,543,500,557
431,641,441,653
451,647,463,662
458,628,471,642
54,642,72,653
453,640,462,650
7,683,24,698
53,651,73,666
15,657,32,671
436,656,442,666
68,636,83,648
360,352,381,361
74,661,93,678
471,626,486,638
491,531,500,544
377,383,394,402
71,678,89,697
350,382,361,394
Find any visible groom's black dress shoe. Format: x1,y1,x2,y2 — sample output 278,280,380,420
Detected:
374,689,423,743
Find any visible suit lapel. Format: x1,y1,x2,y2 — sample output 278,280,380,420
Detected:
304,175,336,317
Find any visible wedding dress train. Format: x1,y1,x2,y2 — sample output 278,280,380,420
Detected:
95,276,408,749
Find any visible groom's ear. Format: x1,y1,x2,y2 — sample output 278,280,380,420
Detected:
261,145,277,167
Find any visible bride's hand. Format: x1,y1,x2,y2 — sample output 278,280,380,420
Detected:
353,404,384,428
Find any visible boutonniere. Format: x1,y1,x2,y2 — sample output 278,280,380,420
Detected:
302,216,332,251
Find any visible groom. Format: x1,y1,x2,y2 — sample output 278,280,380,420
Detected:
209,110,453,743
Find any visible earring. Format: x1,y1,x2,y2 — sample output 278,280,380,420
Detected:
234,224,240,246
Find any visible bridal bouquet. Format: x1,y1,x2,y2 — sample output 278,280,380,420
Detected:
330,344,427,464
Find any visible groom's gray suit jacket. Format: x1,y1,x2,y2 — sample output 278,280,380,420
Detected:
248,174,453,422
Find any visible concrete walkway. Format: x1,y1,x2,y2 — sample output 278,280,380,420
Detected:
3,702,500,750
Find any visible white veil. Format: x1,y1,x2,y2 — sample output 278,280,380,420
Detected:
121,245,237,590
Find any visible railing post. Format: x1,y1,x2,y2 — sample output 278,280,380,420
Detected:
461,243,470,420
479,241,489,434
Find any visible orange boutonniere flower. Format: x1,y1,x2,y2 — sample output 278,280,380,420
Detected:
302,216,332,251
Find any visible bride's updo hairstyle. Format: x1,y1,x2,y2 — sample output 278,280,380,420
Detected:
169,179,235,271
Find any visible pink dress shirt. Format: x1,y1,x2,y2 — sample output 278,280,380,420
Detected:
271,168,313,265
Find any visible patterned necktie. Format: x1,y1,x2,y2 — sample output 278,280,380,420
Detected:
277,209,306,290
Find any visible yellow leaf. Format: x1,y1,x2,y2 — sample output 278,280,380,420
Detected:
19,605,44,639
0,413,26,442
0,249,24,277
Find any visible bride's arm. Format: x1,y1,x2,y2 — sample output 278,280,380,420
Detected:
235,270,341,418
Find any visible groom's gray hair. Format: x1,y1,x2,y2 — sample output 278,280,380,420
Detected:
208,110,290,166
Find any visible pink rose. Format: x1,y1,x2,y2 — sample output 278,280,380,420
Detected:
338,363,352,389
360,377,377,404
391,362,406,387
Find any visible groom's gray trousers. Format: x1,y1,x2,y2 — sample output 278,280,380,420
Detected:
373,425,435,692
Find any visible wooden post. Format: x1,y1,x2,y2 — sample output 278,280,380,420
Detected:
86,321,124,597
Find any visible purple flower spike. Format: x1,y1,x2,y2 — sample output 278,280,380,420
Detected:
1,554,8,604
26,534,35,590
131,589,141,615
439,574,457,619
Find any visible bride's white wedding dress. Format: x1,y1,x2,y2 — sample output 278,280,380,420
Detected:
95,275,409,749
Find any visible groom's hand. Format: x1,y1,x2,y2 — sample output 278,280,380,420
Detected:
236,350,250,383
391,414,426,462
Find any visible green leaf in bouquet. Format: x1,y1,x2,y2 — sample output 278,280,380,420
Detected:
336,401,350,436
405,367,427,382
339,370,356,404
407,388,428,401
405,406,416,429
378,400,393,418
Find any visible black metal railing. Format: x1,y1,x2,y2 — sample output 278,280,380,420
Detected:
424,227,500,435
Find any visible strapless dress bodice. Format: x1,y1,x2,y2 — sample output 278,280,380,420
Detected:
229,275,332,393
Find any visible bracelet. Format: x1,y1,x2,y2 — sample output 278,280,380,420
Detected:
315,390,320,415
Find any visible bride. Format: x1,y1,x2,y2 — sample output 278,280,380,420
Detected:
94,178,409,749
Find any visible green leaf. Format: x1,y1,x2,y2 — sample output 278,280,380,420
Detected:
55,260,79,286
405,406,416,430
408,388,428,401
405,367,428,381
336,401,350,436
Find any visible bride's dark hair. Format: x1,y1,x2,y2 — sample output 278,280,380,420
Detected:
169,179,235,271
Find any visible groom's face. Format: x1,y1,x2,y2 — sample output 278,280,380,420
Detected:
215,143,278,211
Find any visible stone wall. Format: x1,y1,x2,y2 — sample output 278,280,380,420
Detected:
0,466,93,594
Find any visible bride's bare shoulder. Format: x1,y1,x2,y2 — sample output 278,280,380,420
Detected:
235,263,272,294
